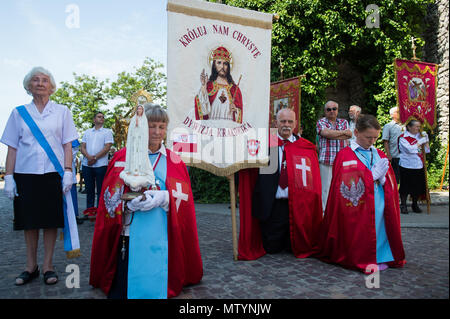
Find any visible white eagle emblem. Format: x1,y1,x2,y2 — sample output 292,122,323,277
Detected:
340,178,365,207
104,185,124,218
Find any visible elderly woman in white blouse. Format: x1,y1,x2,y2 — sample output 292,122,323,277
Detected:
398,120,430,214
1,67,78,285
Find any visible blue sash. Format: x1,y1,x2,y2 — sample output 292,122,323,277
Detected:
127,153,168,299
16,105,80,258
353,148,393,263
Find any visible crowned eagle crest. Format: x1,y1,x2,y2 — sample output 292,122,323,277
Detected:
103,185,124,218
340,178,365,207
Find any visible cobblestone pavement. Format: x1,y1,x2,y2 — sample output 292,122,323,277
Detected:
0,185,448,299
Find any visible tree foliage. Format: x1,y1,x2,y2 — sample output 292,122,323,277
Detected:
222,0,432,143
51,57,166,132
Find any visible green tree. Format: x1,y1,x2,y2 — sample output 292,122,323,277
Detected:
222,0,432,144
51,74,110,131
51,57,167,135
218,0,447,190
108,57,167,119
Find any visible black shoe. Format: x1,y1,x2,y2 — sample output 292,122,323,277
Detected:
412,203,422,213
400,204,408,214
15,266,39,286
43,270,58,285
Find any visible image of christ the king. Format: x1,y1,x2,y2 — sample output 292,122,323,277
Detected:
194,46,243,124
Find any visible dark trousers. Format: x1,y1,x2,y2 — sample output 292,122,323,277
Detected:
108,236,129,299
391,158,400,185
82,165,107,208
259,199,291,254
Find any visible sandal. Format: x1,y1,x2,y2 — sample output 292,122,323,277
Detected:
15,266,39,286
43,270,58,285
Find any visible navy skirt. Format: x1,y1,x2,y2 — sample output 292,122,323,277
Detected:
13,172,64,230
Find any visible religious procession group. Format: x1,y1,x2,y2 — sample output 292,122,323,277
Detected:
1,65,429,299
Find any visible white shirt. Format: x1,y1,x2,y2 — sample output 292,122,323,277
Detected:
81,127,114,167
399,131,429,169
349,120,356,142
1,101,78,174
275,133,297,199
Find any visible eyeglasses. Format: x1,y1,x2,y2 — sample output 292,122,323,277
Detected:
326,107,337,112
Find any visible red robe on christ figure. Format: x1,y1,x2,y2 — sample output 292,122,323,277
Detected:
195,46,243,124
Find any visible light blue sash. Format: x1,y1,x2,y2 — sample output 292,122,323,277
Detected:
16,105,80,257
127,153,168,299
353,148,393,263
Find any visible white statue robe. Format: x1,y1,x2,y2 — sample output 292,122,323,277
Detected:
120,113,155,191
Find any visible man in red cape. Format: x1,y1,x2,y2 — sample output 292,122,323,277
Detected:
195,46,243,123
89,147,203,298
316,146,406,272
238,108,323,260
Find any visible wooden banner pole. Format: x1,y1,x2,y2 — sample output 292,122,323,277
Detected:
422,145,431,214
439,142,449,191
228,174,238,261
420,128,431,214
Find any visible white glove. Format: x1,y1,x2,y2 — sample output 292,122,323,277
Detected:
4,175,18,200
417,137,428,146
127,194,157,212
62,171,73,194
146,190,169,212
371,158,389,182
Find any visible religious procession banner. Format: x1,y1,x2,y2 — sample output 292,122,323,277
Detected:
166,0,273,176
394,58,439,131
269,76,302,147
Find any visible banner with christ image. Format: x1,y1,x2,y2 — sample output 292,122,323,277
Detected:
394,58,438,131
166,0,273,176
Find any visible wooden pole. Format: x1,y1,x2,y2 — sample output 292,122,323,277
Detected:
439,142,449,191
422,144,431,214
228,174,238,261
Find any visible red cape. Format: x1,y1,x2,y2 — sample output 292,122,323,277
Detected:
238,138,323,260
316,147,406,272
89,148,203,298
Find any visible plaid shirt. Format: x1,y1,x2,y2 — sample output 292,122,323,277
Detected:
316,117,350,165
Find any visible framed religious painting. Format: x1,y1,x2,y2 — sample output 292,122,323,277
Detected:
269,76,302,132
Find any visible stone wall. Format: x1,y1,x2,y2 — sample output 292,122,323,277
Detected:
424,0,449,144
324,60,365,119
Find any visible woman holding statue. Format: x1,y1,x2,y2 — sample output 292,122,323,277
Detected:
90,103,203,299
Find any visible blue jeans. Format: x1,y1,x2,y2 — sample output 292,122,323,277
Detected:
82,165,107,208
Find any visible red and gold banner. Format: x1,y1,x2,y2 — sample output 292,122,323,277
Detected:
269,76,302,146
394,58,439,130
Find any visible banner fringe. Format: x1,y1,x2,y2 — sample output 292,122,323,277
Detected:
66,249,81,259
184,159,269,177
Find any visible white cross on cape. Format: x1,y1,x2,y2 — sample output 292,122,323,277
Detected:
172,182,188,211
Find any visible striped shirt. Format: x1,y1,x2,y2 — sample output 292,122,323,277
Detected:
316,117,350,165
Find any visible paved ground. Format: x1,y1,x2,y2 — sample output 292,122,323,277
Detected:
0,182,448,300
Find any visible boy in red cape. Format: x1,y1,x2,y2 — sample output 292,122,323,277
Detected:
89,105,202,298
238,108,323,260
317,114,406,273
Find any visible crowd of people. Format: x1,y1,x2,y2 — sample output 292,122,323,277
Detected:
1,66,431,298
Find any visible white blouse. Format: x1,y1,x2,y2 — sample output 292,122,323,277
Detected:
399,131,430,169
1,101,78,174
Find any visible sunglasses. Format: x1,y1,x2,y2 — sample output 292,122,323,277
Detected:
326,107,337,112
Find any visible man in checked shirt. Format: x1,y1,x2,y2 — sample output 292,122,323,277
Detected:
316,101,352,212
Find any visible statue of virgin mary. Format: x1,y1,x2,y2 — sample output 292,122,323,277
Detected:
119,104,156,191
